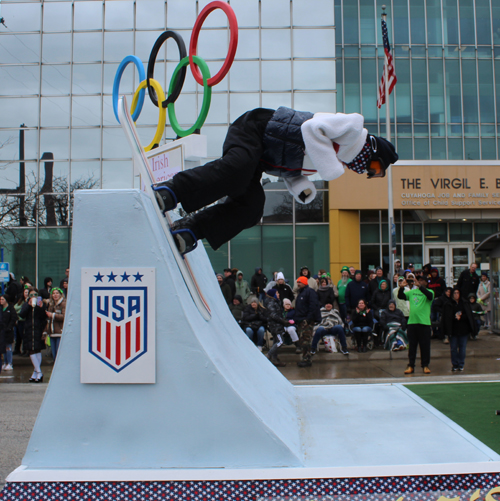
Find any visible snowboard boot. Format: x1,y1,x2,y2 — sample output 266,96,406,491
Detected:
153,180,177,213
272,358,286,367
297,359,312,368
268,355,286,367
171,215,203,256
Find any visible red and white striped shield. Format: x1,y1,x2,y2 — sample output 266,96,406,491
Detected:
89,287,148,372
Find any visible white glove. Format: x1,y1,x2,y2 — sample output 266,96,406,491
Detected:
301,112,367,180
284,176,317,204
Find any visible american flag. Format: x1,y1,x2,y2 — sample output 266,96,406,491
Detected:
377,17,397,108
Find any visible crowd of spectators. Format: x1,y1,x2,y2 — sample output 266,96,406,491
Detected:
0,268,69,381
218,262,490,373
1,262,490,377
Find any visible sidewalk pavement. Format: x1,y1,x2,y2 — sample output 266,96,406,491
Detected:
2,328,500,385
274,328,500,383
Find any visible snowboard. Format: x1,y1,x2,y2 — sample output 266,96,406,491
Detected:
118,95,212,321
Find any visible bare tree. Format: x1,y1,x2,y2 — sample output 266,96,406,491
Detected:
0,130,98,251
0,171,98,230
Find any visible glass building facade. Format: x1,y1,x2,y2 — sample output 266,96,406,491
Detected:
359,209,498,278
0,0,334,286
2,0,500,287
334,0,500,282
336,0,500,161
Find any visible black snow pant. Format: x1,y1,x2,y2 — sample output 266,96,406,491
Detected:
170,108,274,250
407,324,431,368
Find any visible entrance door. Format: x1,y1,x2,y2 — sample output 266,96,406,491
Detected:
424,244,474,287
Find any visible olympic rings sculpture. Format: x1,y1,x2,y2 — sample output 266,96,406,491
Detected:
113,0,238,149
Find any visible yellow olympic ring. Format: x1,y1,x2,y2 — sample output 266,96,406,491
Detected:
131,79,166,152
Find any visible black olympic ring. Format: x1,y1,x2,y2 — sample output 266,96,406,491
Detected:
147,30,187,109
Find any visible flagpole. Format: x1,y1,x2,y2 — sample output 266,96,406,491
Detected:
382,5,396,282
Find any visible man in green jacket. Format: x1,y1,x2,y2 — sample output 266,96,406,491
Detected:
235,271,252,303
398,275,434,375
336,265,352,323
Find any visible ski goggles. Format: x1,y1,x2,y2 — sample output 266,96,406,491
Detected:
366,136,387,179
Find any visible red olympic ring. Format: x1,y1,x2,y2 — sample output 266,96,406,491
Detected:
189,1,238,87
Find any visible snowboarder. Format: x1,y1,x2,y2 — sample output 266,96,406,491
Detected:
154,107,398,255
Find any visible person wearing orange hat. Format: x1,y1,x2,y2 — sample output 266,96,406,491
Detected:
294,276,321,367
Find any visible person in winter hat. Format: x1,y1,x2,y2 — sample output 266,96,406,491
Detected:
39,277,53,302
5,273,21,304
476,272,491,329
0,294,18,372
345,270,370,313
405,273,418,289
432,286,453,342
369,267,386,299
379,299,407,348
337,266,352,322
223,268,236,300
394,259,404,276
250,267,268,301
217,273,232,305
310,302,349,356
282,298,301,354
44,287,66,360
371,279,392,320
20,288,47,382
456,263,480,299
294,276,321,367
271,272,295,304
398,275,434,375
317,276,338,309
264,288,294,367
442,288,476,371
393,276,410,320
467,293,484,337
351,299,373,353
154,107,398,254
229,294,245,322
241,297,267,351
293,266,318,297
428,268,446,298
235,270,252,302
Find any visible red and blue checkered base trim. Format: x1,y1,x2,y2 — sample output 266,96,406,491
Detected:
1,473,500,501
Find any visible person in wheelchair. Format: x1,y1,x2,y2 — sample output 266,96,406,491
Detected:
370,279,392,344
380,300,408,350
351,299,373,353
310,302,349,356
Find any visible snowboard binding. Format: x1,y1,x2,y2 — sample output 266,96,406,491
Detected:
153,182,177,213
171,216,200,256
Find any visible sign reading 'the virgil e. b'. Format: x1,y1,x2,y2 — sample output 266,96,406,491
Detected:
80,268,155,384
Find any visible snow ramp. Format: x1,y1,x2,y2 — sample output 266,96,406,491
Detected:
20,189,303,470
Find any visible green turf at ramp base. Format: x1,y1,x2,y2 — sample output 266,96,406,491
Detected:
406,382,500,455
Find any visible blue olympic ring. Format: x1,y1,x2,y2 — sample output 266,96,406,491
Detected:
112,55,146,123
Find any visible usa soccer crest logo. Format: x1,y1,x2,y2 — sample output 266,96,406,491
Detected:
81,268,156,384
89,286,147,372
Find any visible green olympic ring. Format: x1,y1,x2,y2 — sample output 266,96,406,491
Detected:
167,56,212,138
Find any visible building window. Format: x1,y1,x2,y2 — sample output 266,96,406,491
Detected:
424,223,447,242
449,222,473,242
475,222,498,242
0,0,334,286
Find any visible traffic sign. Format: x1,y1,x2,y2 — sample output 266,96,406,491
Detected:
0,262,10,283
